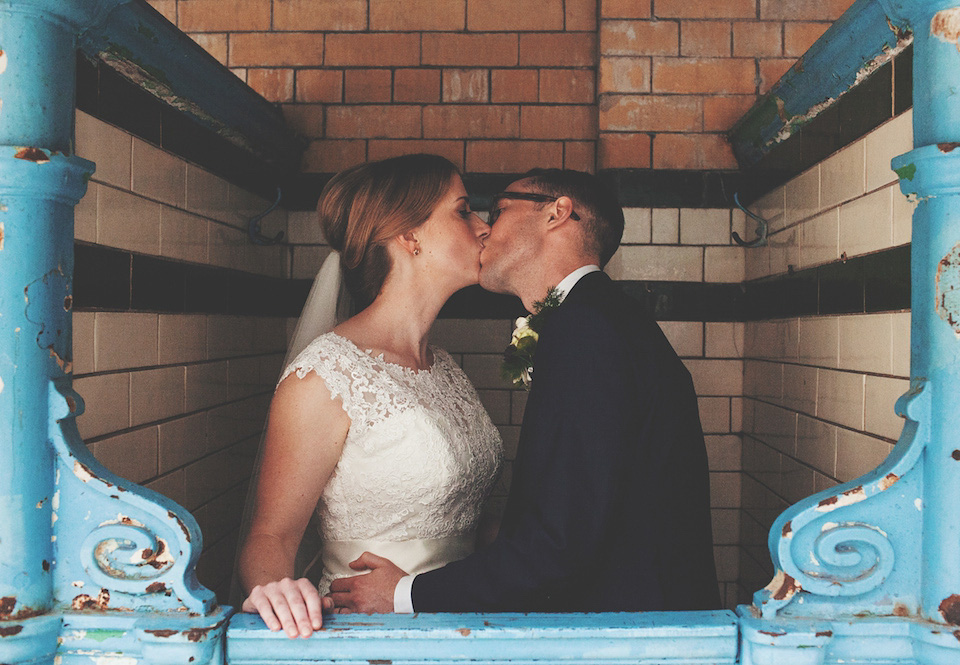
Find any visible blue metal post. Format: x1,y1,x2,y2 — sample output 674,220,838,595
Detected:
0,0,93,625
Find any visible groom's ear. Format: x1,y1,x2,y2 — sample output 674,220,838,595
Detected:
546,196,577,229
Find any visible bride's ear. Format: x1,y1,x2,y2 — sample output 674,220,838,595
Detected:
394,231,420,258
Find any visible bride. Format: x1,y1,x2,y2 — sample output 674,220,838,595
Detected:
237,154,503,637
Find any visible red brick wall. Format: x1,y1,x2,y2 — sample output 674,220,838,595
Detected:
149,0,854,173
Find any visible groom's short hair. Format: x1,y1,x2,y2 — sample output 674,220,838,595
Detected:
520,169,625,267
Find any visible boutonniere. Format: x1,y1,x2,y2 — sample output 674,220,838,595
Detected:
501,287,563,389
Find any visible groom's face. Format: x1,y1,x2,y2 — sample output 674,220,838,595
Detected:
478,179,545,296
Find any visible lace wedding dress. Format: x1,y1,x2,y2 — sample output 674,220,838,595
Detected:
280,331,503,594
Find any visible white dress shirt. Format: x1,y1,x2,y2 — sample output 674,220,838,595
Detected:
393,264,602,613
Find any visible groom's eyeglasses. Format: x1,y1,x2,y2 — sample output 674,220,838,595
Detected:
488,192,581,226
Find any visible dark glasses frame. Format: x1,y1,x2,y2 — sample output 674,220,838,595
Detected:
488,191,581,225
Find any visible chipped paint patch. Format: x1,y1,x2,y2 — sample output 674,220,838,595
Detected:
940,142,960,153
878,472,899,491
0,221,4,251
940,594,960,624
937,243,960,334
74,460,95,482
931,8,960,52
765,570,800,602
0,50,6,74
13,147,49,163
815,485,866,512
93,657,137,665
782,521,793,539
0,625,23,637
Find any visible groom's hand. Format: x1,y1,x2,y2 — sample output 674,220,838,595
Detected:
327,552,406,614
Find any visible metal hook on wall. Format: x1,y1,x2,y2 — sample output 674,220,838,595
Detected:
731,192,768,248
248,186,285,246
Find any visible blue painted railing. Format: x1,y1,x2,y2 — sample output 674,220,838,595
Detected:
2,0,960,663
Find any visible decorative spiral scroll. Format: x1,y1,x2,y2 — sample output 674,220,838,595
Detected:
790,522,895,597
81,521,176,589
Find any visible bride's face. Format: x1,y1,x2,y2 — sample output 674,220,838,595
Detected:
414,175,490,289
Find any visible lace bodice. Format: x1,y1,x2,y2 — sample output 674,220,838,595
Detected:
279,332,502,586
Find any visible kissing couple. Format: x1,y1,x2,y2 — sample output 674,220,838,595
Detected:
236,154,720,638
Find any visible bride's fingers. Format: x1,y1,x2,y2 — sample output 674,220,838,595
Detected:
243,588,283,633
280,584,315,638
296,578,323,631
264,586,301,638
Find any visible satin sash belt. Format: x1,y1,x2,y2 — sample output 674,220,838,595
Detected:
322,534,474,578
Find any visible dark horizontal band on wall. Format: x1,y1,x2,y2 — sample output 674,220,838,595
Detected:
735,45,913,206
74,242,910,321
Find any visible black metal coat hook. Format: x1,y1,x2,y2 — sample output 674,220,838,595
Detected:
248,187,285,245
731,192,768,247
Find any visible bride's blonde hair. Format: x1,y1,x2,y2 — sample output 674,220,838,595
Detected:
317,154,459,309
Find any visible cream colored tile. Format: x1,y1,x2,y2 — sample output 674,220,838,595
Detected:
839,188,893,259
478,390,511,425
782,363,817,414
698,397,730,433
258,209,288,249
131,367,185,426
651,208,679,244
835,428,893,482
705,434,741,471
207,221,244,270
228,183,270,217
751,401,796,455
743,359,782,404
431,319,513,353
159,314,208,364
821,141,865,210
185,361,229,411
97,186,162,255
891,312,910,377
745,318,799,361
91,426,158,483
798,316,838,367
838,313,892,374
711,508,740,545
499,425,520,459
131,139,186,207
461,354,514,390
259,353,285,390
685,358,743,396
680,209,730,245
892,185,915,246
731,208,747,243
75,181,97,243
292,245,333,280
622,208,652,243
780,455,816,504
817,368,864,430
815,472,839,493
864,375,909,440
713,545,739,581
742,435,781,491
705,322,744,358
75,111,131,189
704,246,745,282
160,207,208,264
207,315,254,359
865,109,913,192
73,312,96,376
659,321,703,357
616,245,703,281
731,397,743,432
709,471,740,508
767,226,800,276
753,185,785,234
95,312,158,371
253,317,289,356
511,391,528,426
796,415,836,477
286,210,325,244
799,208,839,268
744,240,771,281
228,356,262,400
784,165,820,226
145,469,186,507
185,164,231,223
74,373,130,439
159,413,208,474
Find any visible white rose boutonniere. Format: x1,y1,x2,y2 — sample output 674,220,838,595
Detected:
501,287,562,389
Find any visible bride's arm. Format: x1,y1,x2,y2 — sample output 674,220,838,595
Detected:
238,371,350,637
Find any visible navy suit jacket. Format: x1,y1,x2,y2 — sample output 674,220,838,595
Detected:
412,271,721,612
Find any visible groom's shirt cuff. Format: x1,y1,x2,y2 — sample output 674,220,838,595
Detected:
393,574,416,613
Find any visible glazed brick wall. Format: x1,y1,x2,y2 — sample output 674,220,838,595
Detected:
150,0,854,173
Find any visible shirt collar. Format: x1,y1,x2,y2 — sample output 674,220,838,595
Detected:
555,265,600,303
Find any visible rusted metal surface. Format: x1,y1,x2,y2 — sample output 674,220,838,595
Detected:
935,242,960,334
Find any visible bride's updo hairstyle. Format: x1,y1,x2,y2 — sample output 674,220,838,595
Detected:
317,154,459,310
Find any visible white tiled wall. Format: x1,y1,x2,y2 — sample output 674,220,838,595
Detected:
738,111,914,601
73,112,292,599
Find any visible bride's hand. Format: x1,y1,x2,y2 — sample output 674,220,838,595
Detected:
241,577,331,638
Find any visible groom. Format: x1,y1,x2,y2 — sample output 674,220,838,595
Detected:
329,169,720,613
